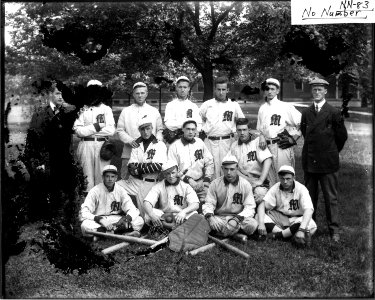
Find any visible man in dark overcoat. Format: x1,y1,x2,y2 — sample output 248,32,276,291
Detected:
301,78,348,242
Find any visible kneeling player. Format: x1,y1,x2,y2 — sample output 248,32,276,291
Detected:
262,165,317,246
80,165,144,239
143,160,199,230
202,154,259,238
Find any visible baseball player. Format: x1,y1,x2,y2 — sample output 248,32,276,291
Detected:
199,76,245,179
256,78,301,186
202,154,259,238
261,165,317,245
143,160,200,228
163,76,202,145
80,165,144,239
117,116,167,217
117,82,163,180
167,119,214,206
73,79,116,192
229,118,273,237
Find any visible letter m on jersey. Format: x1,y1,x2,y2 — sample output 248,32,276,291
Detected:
232,193,243,205
194,149,203,161
222,111,233,122
270,114,281,126
173,195,183,206
147,149,156,160
247,151,257,162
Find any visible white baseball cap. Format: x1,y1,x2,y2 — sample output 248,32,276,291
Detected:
266,78,280,88
138,115,153,129
102,165,118,175
87,79,103,87
161,160,178,172
278,165,295,176
222,154,238,166
182,118,197,128
176,76,190,84
133,82,147,90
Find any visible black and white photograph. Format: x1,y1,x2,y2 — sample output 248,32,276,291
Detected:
2,1,373,298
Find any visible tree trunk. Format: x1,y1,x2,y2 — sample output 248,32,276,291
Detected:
201,66,214,101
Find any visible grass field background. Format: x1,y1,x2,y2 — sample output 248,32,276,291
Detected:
4,102,373,298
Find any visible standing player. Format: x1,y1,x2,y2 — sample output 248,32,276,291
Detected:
262,166,317,245
168,119,214,206
163,76,202,145
80,165,144,239
117,116,167,217
73,80,116,192
117,82,163,180
200,76,245,179
229,118,273,236
143,160,200,229
256,78,302,186
202,154,259,238
301,78,347,242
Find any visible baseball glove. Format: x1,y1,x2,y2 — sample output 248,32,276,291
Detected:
292,229,311,248
277,129,297,149
100,140,117,161
162,128,183,144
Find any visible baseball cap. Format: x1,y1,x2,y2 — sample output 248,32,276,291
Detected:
182,119,197,128
222,154,238,166
102,165,118,175
176,76,190,84
87,79,103,87
266,78,280,88
278,165,295,176
138,115,153,129
161,160,178,173
133,82,147,90
309,77,329,87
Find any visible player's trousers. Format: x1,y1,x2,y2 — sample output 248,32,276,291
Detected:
76,140,109,192
121,158,130,180
144,209,197,225
204,136,234,179
81,214,144,236
267,144,295,186
117,176,157,218
263,210,317,235
209,215,258,237
304,171,339,235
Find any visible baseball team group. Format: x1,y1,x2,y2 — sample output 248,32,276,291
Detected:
43,75,349,246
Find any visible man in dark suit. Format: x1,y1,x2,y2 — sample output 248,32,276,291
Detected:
301,78,348,242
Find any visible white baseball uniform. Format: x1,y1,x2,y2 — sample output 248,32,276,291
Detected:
80,182,144,235
168,137,214,201
200,99,245,179
229,136,273,204
143,179,199,224
263,180,317,231
164,98,202,132
73,104,116,192
202,176,258,236
117,136,167,217
256,96,301,185
116,103,163,179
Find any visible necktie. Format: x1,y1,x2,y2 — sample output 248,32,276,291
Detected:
315,104,319,113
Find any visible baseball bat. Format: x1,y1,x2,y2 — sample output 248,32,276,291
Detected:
101,242,129,255
87,230,157,246
187,238,229,256
208,235,250,259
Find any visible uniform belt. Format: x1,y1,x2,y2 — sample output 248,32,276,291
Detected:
82,137,107,141
266,138,280,145
208,133,233,141
142,177,158,183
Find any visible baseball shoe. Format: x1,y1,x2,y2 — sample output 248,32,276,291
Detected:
124,231,141,238
331,233,340,242
271,232,284,240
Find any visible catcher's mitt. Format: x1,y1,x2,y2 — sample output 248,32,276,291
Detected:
162,128,183,144
277,129,297,149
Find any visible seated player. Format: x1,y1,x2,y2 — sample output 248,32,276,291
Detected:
143,160,200,230
262,165,317,245
202,154,259,238
229,117,273,237
80,165,144,240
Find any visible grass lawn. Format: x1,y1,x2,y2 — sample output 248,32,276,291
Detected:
4,104,373,298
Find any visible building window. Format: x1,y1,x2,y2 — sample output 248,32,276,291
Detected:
294,80,303,91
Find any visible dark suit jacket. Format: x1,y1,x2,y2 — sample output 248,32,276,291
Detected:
301,102,347,173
